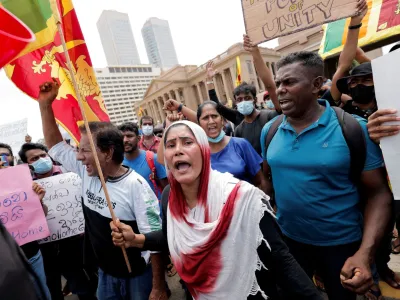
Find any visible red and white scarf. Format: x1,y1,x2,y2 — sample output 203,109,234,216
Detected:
165,121,274,299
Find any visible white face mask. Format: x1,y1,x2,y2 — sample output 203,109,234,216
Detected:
142,125,154,136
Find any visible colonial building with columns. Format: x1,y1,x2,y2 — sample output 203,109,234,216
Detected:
136,43,281,124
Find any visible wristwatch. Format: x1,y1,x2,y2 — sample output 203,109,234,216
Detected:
178,103,183,113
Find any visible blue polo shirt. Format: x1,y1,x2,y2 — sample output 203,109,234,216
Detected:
260,100,384,246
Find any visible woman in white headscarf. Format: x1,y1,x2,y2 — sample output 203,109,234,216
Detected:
110,121,322,300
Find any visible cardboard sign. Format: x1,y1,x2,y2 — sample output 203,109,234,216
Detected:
0,165,50,245
0,118,27,157
372,49,400,200
35,173,85,243
242,0,359,44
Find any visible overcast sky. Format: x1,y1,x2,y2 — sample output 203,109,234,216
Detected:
0,0,395,141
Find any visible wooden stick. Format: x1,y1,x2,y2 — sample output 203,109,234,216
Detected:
50,0,131,273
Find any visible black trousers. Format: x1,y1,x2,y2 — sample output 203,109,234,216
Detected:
284,237,360,300
40,235,97,300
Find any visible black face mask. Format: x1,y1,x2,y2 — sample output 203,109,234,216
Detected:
350,84,375,104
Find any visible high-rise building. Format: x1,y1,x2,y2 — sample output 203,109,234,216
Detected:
97,10,141,65
142,18,178,69
95,65,160,125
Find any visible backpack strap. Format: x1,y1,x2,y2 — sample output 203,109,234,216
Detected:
265,115,285,158
145,151,162,197
332,107,367,185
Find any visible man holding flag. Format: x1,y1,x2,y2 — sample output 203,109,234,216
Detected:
38,80,168,300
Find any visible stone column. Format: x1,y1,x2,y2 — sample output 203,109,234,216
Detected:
158,98,165,122
196,84,202,104
220,71,231,101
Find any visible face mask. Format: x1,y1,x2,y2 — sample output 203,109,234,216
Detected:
350,84,375,104
142,125,154,136
31,157,53,175
208,130,226,144
266,100,275,109
237,100,254,116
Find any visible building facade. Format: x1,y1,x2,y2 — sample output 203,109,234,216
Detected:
97,10,141,66
95,65,160,125
136,43,281,123
142,17,178,69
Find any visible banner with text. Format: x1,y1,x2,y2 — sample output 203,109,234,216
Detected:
0,118,28,157
0,165,49,245
35,173,85,243
320,0,400,59
242,0,359,44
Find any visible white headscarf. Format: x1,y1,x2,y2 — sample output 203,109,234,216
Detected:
164,121,274,299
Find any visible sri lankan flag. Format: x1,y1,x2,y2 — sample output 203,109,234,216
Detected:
235,56,242,87
0,0,109,143
319,0,400,59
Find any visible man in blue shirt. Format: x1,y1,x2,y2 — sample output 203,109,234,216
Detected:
118,123,168,199
260,51,392,300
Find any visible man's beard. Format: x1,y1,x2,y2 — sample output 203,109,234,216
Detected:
124,144,137,153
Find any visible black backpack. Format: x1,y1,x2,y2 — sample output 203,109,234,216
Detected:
265,107,366,185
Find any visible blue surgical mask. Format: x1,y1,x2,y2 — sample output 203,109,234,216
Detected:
266,100,275,109
208,130,226,144
237,100,254,116
30,157,53,175
142,125,154,136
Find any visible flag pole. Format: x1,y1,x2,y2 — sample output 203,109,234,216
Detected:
50,0,131,273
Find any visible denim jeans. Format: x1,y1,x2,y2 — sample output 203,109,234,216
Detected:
97,265,152,300
29,250,51,300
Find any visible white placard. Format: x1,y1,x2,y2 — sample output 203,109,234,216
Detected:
34,173,85,243
0,118,28,156
372,50,400,200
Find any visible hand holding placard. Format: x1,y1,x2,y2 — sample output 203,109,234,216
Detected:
35,172,85,243
242,0,359,44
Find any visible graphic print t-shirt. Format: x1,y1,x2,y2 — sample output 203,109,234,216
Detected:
49,142,161,278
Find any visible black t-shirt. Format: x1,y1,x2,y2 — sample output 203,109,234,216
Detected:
234,110,279,156
321,90,376,119
341,100,376,119
21,241,40,260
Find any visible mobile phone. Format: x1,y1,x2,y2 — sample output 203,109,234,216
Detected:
1,154,9,167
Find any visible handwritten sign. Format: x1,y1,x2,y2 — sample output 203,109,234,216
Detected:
372,50,400,199
242,0,359,44
35,172,85,243
0,118,28,157
0,165,50,245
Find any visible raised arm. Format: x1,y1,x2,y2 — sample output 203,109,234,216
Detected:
206,61,243,125
38,80,63,149
243,35,280,113
163,99,197,123
330,0,368,102
355,47,371,64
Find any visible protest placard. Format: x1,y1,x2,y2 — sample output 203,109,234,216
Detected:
0,164,49,245
372,50,400,200
35,172,85,243
0,118,28,158
242,0,359,44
